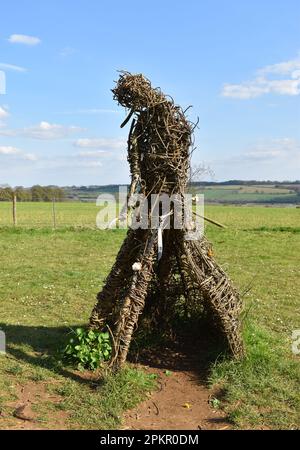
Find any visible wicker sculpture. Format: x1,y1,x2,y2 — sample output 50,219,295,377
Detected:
89,72,245,369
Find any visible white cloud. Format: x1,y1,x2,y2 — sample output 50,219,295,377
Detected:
0,106,9,126
222,81,268,99
258,60,300,76
0,63,27,72
0,146,37,161
0,106,9,119
74,138,126,149
79,161,103,168
216,138,300,165
8,34,41,46
0,121,84,140
209,137,300,180
77,150,108,157
222,56,300,99
0,146,19,155
244,138,300,161
23,153,37,161
23,121,82,139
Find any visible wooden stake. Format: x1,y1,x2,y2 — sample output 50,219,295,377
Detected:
12,194,17,226
52,196,56,229
192,210,226,228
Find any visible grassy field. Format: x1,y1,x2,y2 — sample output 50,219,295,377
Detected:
0,201,101,228
195,188,298,203
0,204,299,429
1,183,299,229
65,184,300,204
1,200,299,229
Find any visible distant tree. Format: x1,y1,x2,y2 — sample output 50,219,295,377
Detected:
0,185,65,202
52,187,65,201
43,187,53,202
30,185,65,202
15,186,32,201
31,185,45,201
0,187,13,201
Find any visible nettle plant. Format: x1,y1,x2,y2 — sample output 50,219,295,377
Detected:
64,328,112,370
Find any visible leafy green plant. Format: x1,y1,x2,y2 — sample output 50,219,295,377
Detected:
209,397,221,409
64,328,112,370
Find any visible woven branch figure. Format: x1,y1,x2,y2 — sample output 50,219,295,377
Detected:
89,72,245,369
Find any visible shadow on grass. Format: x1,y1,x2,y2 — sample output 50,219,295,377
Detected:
128,318,229,383
0,322,97,385
1,318,228,386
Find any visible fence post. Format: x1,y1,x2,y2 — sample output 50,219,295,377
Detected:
12,194,17,226
52,196,56,229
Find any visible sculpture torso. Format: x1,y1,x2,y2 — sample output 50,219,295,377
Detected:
113,72,192,197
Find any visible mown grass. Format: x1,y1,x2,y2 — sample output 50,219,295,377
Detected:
0,200,299,228
0,202,101,228
206,208,300,429
209,324,300,429
0,205,299,429
0,227,156,429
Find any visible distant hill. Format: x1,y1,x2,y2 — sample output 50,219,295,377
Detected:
62,181,300,205
1,182,298,204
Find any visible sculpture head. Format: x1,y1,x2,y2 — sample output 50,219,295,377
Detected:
112,72,162,111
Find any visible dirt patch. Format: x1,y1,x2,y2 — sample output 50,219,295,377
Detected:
1,381,69,430
124,340,231,430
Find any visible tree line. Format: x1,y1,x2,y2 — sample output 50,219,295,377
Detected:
0,186,65,202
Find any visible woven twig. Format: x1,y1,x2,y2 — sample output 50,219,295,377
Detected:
89,72,245,368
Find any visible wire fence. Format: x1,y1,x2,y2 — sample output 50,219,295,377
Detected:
0,201,105,229
0,199,204,231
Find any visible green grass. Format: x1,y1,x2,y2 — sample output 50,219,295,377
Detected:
205,207,300,429
0,195,299,229
0,201,102,228
209,324,300,429
51,367,155,429
0,204,299,429
0,227,156,429
206,204,300,230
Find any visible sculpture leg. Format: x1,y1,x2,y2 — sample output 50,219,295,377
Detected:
177,234,245,358
89,229,140,330
153,231,177,328
112,230,157,369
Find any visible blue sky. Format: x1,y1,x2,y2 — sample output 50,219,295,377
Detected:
0,0,299,186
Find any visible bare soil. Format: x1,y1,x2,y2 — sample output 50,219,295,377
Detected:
124,337,231,430
1,333,231,430
1,381,68,430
